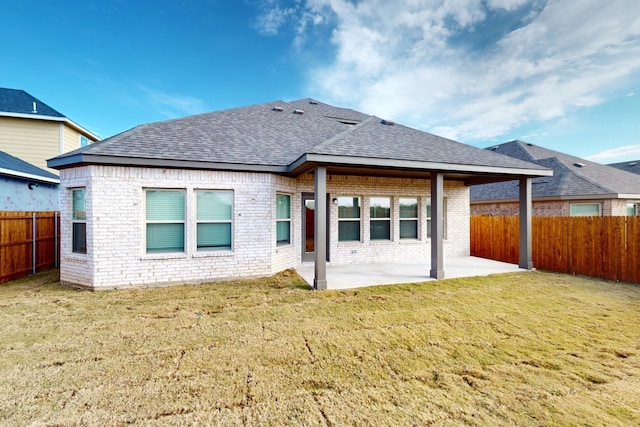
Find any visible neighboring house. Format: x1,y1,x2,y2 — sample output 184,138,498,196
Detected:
471,140,640,217
0,88,100,174
609,160,640,176
48,99,551,290
0,151,59,211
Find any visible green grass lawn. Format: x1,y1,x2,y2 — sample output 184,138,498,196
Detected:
1,269,639,426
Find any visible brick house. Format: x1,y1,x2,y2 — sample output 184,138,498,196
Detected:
48,100,550,290
471,141,640,217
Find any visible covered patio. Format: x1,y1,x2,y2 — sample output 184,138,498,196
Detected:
296,256,527,290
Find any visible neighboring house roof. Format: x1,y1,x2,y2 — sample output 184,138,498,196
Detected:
0,88,99,140
0,88,65,118
48,99,551,184
471,140,640,202
608,160,640,175
0,151,60,184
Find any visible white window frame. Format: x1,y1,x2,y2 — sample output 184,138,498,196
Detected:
276,193,291,246
196,189,233,252
399,197,419,240
144,189,186,254
626,203,639,216
79,135,89,148
370,196,391,241
337,196,362,242
71,188,87,254
570,203,601,217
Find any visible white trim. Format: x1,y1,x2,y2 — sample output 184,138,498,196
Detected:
0,167,59,184
0,111,100,140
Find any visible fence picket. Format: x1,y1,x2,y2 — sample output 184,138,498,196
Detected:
0,212,60,284
471,216,640,285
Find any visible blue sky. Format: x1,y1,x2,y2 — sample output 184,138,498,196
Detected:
2,0,639,163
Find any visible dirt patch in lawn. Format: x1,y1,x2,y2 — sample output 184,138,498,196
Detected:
1,269,639,425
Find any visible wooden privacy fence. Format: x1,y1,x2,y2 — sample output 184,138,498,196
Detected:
0,212,60,284
471,216,640,285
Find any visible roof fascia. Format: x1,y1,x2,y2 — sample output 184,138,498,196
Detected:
0,167,60,184
472,194,640,204
0,112,100,140
47,153,288,174
290,153,553,177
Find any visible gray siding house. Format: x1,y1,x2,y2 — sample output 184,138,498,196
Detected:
0,151,59,211
471,141,640,217
49,100,550,290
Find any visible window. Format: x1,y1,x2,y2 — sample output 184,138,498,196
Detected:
627,203,638,216
145,190,185,253
338,196,361,241
197,190,233,251
80,135,89,147
370,197,391,240
72,189,86,254
399,197,418,239
276,194,291,245
570,203,601,217
426,198,447,239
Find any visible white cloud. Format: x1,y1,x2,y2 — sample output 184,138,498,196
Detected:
585,145,640,163
254,5,296,36
262,0,640,143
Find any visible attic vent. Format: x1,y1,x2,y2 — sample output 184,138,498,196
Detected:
309,100,318,105
630,162,638,166
272,106,284,112
489,146,498,151
31,102,37,113
380,119,395,126
293,109,305,115
573,162,585,168
526,143,534,146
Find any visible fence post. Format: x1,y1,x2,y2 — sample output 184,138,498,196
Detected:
54,212,59,268
32,213,37,275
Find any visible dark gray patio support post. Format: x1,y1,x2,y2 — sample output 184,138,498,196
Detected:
314,166,328,290
518,177,534,270
430,173,444,279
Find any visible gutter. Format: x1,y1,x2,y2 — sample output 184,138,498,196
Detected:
0,167,60,184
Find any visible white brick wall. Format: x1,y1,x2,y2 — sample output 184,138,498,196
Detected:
59,167,470,289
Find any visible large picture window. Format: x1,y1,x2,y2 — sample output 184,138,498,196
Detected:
399,197,418,239
197,190,233,251
72,189,86,254
426,198,447,239
276,193,291,246
338,196,361,241
570,203,601,217
370,197,391,240
146,190,185,253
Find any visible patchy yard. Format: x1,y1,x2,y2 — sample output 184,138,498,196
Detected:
1,269,639,425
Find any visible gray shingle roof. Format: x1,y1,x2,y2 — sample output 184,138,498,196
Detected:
608,160,640,175
0,151,60,181
471,140,640,201
50,100,548,177
0,88,65,118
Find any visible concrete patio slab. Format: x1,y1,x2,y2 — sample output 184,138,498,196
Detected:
295,256,527,290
